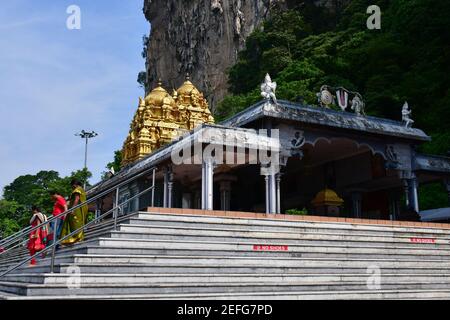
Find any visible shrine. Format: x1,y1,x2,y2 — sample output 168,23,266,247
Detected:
89,74,450,222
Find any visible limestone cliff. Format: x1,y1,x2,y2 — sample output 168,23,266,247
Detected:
142,0,346,111
143,0,289,111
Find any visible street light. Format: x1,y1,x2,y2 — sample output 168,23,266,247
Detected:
75,130,98,189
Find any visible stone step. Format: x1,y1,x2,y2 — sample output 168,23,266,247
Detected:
11,253,450,274
122,222,450,241
52,254,450,267
94,237,450,258
114,225,448,248
6,273,450,285
49,244,446,260
3,288,450,300
3,279,450,297
10,261,450,275
137,212,450,237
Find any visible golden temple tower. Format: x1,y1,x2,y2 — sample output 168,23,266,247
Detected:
121,76,215,166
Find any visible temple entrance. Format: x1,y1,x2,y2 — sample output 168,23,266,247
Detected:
278,137,403,220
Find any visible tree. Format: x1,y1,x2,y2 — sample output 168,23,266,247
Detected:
0,200,26,238
101,150,122,180
0,169,92,238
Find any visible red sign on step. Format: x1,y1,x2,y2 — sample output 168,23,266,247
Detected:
253,245,289,251
410,237,435,243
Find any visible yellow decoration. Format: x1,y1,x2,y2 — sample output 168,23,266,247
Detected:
121,76,215,166
311,188,344,207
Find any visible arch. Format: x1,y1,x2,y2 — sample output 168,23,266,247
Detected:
304,136,387,160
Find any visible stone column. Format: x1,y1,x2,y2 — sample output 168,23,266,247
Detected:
163,166,173,208
410,174,419,213
276,173,282,214
402,178,410,209
401,171,419,213
262,166,277,214
269,173,277,214
388,190,401,221
202,158,214,210
351,192,362,218
264,175,270,214
219,181,231,211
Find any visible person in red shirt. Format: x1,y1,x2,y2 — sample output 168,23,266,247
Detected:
49,190,68,245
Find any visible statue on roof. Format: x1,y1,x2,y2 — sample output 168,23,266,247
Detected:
350,93,366,116
317,85,334,108
402,101,414,128
261,73,277,104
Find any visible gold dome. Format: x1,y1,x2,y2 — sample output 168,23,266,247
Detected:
144,81,175,106
177,74,201,96
311,188,344,207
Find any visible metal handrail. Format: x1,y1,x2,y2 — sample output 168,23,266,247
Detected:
0,167,156,252
0,226,32,245
0,168,157,277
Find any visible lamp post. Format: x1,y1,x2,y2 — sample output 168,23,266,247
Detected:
75,130,98,189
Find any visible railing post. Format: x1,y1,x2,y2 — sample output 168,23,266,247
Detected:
151,168,156,207
50,218,58,273
114,187,119,231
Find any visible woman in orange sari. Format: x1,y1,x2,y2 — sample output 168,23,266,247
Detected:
28,206,48,266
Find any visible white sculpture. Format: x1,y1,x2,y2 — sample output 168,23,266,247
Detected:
336,89,349,111
351,93,365,116
317,85,334,108
402,101,414,128
261,73,277,104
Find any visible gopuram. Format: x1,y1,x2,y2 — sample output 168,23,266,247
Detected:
89,74,450,222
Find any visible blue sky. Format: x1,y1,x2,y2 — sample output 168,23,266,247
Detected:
0,0,149,195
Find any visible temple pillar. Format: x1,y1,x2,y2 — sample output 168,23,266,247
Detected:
264,175,270,214
219,181,231,211
401,171,419,213
351,192,362,218
216,174,237,211
201,158,214,210
388,190,402,220
182,193,192,209
402,178,410,209
262,166,277,214
269,173,277,214
276,173,282,214
410,174,419,213
163,166,173,208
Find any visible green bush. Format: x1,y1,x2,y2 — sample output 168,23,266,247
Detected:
285,208,309,215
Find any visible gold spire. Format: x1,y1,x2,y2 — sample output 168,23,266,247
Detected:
121,76,215,166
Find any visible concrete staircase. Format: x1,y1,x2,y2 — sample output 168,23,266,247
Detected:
1,210,450,299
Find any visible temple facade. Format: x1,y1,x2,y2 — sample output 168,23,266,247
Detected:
90,75,450,222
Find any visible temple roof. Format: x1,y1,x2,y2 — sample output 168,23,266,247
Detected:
221,100,431,142
414,153,450,174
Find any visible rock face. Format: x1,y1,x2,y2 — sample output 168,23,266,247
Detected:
143,0,287,111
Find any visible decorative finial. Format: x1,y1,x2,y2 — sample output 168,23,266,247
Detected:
402,101,414,128
260,73,277,104
157,78,162,87
317,85,334,108
185,73,190,81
